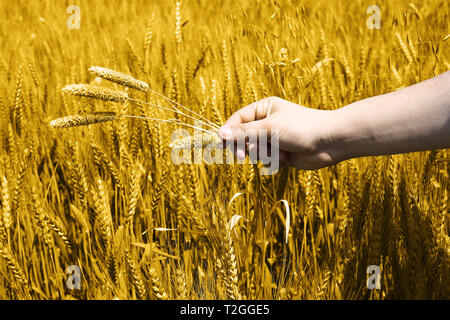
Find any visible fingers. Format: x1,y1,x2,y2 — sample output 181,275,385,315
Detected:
225,98,274,126
219,119,269,141
219,97,280,162
219,97,279,141
220,97,277,134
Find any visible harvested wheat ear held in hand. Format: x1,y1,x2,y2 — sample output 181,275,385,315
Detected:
51,66,223,150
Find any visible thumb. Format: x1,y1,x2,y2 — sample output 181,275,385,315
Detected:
218,120,268,141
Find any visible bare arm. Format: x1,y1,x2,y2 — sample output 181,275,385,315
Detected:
219,71,450,169
328,71,450,162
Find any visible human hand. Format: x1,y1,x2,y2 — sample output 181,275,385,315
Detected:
218,97,341,170
218,72,450,170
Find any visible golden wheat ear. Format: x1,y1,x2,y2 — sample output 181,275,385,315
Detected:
89,66,149,92
62,84,128,103
49,112,118,128
88,66,219,131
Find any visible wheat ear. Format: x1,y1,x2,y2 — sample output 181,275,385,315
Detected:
88,66,219,129
89,66,149,92
62,84,128,103
49,112,118,128
50,112,217,138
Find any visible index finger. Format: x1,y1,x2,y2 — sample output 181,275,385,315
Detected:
224,97,275,126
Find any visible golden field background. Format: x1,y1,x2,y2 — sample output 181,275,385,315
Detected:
0,0,448,299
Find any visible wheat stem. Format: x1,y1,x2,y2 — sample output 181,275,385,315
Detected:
144,87,221,129
128,98,218,131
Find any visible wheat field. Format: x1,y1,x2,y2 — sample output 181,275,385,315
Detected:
0,0,448,300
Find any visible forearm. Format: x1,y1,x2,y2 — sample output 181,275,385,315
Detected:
326,71,450,162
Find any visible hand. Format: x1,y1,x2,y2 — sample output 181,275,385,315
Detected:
218,97,340,169
218,72,450,170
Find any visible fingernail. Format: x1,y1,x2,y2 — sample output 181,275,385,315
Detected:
219,125,232,138
248,143,256,151
237,149,246,160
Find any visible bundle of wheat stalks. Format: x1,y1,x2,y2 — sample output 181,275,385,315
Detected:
52,66,222,150
0,0,448,300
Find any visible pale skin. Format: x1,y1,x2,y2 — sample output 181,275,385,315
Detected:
218,71,450,170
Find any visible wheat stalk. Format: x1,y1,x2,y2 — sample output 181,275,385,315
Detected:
50,111,221,151
87,66,220,130
92,178,113,250
0,243,29,289
89,66,149,92
50,112,118,128
0,176,11,241
148,266,168,300
125,250,147,299
62,84,128,102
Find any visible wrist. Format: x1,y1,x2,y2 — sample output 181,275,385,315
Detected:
318,103,370,164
